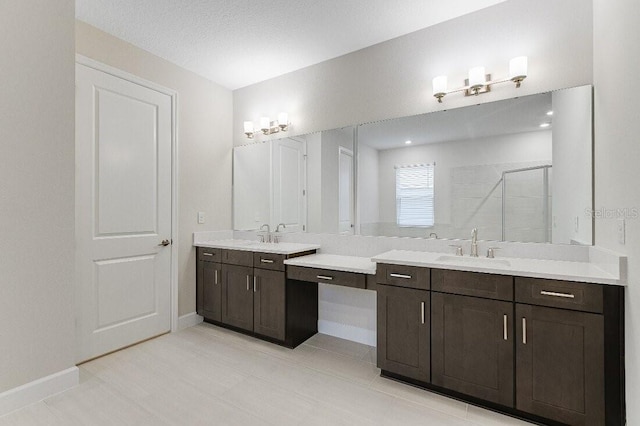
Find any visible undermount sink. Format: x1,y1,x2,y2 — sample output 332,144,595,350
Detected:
435,255,511,268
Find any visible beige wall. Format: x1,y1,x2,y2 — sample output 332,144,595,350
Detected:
0,0,76,392
593,0,639,422
233,0,592,146
75,21,233,316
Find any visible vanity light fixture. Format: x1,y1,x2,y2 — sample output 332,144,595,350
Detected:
244,112,290,139
432,56,528,103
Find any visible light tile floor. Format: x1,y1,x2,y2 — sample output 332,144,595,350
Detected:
0,323,532,425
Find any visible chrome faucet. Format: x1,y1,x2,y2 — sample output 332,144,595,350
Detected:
273,223,286,243
259,224,271,243
470,228,479,257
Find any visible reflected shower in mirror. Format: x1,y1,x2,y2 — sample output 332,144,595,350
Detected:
357,85,593,244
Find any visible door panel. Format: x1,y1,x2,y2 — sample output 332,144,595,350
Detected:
253,268,286,341
377,284,430,382
95,89,159,235
516,304,605,425
432,293,514,406
76,63,172,363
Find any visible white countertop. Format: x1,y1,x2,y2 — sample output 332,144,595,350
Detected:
194,239,320,255
372,250,623,285
284,254,376,275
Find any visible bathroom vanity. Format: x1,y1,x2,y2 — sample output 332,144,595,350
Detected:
372,250,625,426
195,235,625,426
195,240,319,348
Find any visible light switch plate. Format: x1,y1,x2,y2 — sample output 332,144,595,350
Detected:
197,211,205,224
617,218,625,244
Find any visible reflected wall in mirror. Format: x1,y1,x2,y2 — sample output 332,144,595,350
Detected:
357,85,593,244
233,136,307,232
233,126,356,235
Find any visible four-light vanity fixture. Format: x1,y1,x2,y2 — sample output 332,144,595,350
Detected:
432,56,528,103
243,112,289,139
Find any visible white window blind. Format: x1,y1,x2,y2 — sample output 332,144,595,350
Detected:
396,164,434,227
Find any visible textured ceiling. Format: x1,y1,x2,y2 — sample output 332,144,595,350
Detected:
76,0,506,90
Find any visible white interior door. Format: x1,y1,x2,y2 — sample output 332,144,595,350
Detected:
272,138,306,232
75,63,172,363
338,147,355,234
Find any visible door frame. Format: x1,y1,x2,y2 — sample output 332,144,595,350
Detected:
75,55,180,334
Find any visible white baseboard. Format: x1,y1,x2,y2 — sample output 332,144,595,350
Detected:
0,367,78,417
318,320,376,347
177,312,203,331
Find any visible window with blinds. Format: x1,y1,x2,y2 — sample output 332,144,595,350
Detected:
395,164,435,227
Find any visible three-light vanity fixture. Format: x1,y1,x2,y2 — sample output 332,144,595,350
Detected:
243,112,289,139
432,56,528,103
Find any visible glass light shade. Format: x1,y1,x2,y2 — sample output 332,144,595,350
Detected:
509,56,528,80
468,66,486,88
277,112,288,125
243,121,254,133
259,117,270,131
432,75,448,95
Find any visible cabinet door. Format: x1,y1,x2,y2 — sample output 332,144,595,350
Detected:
253,268,286,341
197,260,222,322
221,264,254,331
432,293,514,407
377,284,430,382
516,304,604,425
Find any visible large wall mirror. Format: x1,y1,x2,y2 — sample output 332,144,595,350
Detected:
233,85,593,245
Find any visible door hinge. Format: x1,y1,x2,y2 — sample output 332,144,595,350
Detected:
303,225,306,231
303,189,306,196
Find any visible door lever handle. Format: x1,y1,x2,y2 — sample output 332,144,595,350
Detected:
159,239,171,246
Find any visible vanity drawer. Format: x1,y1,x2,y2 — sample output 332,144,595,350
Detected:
515,277,603,313
287,266,366,289
198,247,221,263
376,264,430,290
253,252,286,271
221,249,253,267
432,269,513,301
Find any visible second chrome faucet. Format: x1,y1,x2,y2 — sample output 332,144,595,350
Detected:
470,228,479,257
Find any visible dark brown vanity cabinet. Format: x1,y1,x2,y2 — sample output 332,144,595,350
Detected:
197,247,318,348
377,284,430,382
376,267,624,426
221,263,255,331
253,267,286,341
196,248,222,322
431,292,514,407
376,264,431,383
515,278,608,426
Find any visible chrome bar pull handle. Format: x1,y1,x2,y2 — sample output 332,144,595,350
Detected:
421,302,425,324
202,252,213,257
246,276,250,291
503,315,508,340
214,270,218,285
253,276,257,292
540,290,575,299
390,273,412,279
522,318,527,344
317,275,333,281
260,259,274,264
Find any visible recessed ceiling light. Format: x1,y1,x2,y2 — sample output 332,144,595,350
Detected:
546,110,554,116
405,140,412,145
540,123,550,128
